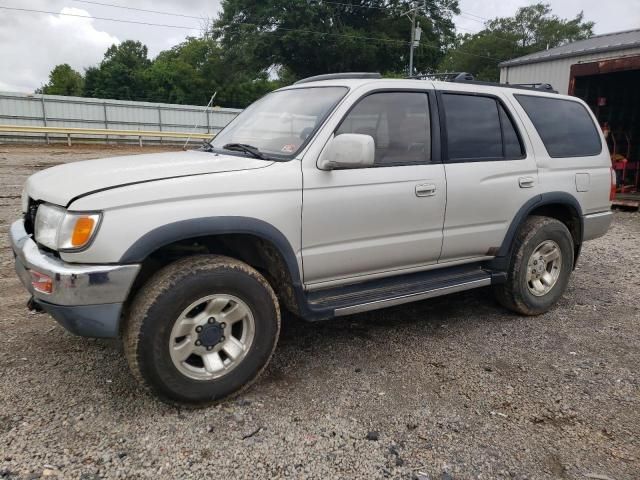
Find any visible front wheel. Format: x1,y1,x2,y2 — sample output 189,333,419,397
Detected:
494,216,574,316
123,255,280,406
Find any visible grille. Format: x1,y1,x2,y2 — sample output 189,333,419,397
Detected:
24,199,38,235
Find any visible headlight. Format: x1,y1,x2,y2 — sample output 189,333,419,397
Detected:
34,204,101,251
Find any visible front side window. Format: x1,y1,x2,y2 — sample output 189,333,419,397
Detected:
336,92,431,166
515,94,602,157
210,86,348,159
442,93,524,161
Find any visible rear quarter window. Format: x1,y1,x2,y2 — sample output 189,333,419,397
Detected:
515,94,602,158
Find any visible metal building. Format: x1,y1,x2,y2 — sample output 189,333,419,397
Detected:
499,28,640,95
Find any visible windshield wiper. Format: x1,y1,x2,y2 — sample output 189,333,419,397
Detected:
199,141,215,152
223,143,267,160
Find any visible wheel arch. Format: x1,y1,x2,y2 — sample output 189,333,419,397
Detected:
491,192,584,270
120,217,305,316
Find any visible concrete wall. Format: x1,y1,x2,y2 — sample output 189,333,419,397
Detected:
499,48,640,94
0,92,241,143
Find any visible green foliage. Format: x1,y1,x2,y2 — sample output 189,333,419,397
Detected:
83,40,151,100
439,3,594,81
145,36,285,108
36,64,84,96
213,0,459,79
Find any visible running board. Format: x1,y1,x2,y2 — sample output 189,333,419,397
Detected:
306,265,495,318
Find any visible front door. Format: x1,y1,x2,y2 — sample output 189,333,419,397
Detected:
301,90,446,287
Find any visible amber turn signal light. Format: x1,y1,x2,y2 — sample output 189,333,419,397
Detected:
71,216,96,247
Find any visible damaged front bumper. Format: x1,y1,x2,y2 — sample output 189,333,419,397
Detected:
9,220,140,338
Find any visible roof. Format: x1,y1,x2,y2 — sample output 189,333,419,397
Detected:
499,28,640,67
280,77,567,100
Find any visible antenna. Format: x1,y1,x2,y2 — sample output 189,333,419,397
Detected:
183,92,217,150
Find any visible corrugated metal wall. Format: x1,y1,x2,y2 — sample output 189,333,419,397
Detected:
0,92,241,143
499,48,640,95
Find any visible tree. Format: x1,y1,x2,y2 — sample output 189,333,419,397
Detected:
36,64,84,96
83,40,152,100
213,0,460,80
144,36,284,108
439,3,594,81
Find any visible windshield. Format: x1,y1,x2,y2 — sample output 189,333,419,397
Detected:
210,86,348,159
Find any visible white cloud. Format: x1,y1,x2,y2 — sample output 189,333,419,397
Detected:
0,5,119,92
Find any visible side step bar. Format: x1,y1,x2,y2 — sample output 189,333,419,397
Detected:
334,277,490,316
305,265,500,319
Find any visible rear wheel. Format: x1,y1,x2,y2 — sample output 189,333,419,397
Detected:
494,216,574,316
124,255,280,406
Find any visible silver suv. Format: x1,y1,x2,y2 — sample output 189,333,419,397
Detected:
10,73,614,404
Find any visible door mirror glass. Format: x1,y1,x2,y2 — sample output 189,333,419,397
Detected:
318,133,375,170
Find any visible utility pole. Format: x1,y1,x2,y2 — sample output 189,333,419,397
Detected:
409,9,416,75
405,2,424,76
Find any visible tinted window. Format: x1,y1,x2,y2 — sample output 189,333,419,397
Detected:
443,94,503,160
336,92,430,166
515,95,601,157
499,103,524,158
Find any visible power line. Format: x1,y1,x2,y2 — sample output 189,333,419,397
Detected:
70,0,209,20
456,25,517,45
0,4,503,62
62,0,505,51
458,13,485,24
459,10,489,22
0,5,198,29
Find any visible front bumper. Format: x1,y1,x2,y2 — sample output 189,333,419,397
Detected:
9,220,140,337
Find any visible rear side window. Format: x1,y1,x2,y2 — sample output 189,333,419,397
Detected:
515,95,601,157
499,103,524,158
442,94,524,161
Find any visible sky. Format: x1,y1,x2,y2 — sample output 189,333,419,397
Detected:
0,0,638,92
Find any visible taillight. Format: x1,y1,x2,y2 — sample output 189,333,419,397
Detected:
610,168,616,201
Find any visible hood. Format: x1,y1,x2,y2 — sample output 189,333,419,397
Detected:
24,150,272,208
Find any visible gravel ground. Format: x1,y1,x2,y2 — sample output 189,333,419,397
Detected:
0,145,639,480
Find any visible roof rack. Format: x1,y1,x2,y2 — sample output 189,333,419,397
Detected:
410,72,475,82
509,82,557,93
410,71,558,93
294,72,382,84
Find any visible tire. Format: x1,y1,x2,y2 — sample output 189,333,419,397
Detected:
123,255,280,406
494,215,574,316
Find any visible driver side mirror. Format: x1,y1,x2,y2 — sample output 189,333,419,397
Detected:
318,133,375,170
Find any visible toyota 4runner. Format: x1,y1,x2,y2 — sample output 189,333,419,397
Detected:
10,72,614,404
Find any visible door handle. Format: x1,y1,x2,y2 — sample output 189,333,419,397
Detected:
518,176,535,188
415,184,436,197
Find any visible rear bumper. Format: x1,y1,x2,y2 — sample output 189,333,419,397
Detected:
9,220,140,337
583,210,613,241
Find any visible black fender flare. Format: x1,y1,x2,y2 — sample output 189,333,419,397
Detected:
491,192,584,269
120,215,304,288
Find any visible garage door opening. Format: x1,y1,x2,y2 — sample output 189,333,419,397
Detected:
570,57,640,205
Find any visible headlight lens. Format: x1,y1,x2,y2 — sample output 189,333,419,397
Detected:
34,204,101,251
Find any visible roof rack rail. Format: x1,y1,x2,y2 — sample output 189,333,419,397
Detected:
509,82,557,93
411,71,558,93
294,72,382,84
409,72,474,82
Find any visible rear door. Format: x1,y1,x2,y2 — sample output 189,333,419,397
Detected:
437,90,539,262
